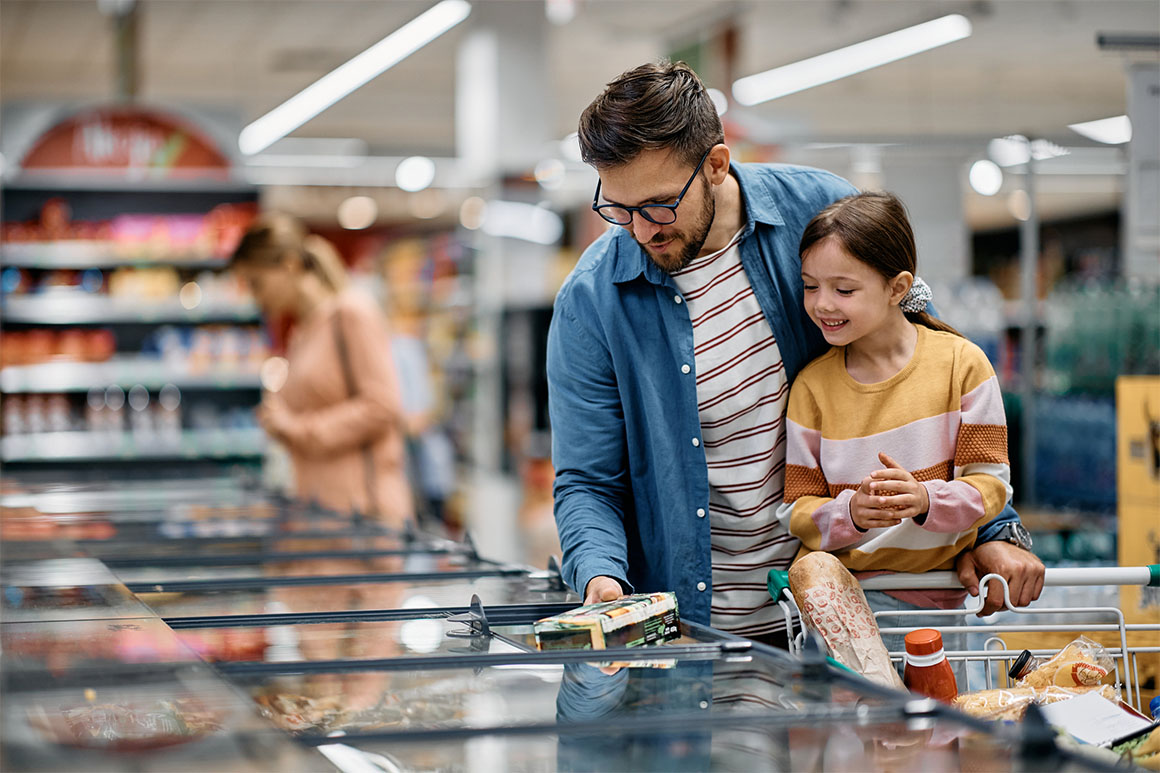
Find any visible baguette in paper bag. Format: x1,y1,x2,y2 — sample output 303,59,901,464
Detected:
789,551,905,690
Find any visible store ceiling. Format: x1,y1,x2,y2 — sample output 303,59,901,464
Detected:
2,0,1157,224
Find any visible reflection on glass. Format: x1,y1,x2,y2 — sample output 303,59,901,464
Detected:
174,616,528,664
111,552,476,583
322,714,1063,772
138,577,577,618
1,558,150,622
3,618,202,674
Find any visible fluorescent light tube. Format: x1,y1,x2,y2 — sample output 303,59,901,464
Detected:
239,0,472,155
732,14,972,106
1068,115,1132,145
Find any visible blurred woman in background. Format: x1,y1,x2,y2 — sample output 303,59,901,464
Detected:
230,213,412,528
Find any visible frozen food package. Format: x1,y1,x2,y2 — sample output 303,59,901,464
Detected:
788,552,905,690
533,592,679,651
1017,635,1113,688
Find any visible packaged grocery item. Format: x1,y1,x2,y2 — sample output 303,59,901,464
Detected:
1016,635,1112,688
533,592,679,651
954,683,1121,721
788,551,905,690
1112,723,1160,770
903,629,957,703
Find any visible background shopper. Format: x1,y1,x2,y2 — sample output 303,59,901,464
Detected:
231,213,413,528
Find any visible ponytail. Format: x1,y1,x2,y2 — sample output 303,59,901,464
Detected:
906,311,965,338
301,234,347,291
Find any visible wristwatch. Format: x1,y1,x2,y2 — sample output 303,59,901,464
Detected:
986,522,1034,552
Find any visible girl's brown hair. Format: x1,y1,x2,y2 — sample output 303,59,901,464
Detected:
799,191,962,337
229,212,347,292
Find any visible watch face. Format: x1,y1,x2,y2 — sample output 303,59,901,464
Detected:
1012,524,1033,550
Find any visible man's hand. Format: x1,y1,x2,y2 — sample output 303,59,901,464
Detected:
956,540,1045,616
850,453,928,530
584,576,624,606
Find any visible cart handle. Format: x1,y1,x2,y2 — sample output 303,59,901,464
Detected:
767,565,1160,595
857,565,1160,590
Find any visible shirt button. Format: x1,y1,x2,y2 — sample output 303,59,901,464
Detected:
697,508,705,518
681,364,691,374
691,437,700,447
674,295,683,304
696,581,707,592
699,700,709,709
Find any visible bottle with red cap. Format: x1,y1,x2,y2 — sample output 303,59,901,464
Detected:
903,628,958,703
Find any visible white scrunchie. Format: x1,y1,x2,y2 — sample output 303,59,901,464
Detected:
900,277,932,314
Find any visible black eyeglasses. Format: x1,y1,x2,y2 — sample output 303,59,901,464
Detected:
592,147,713,226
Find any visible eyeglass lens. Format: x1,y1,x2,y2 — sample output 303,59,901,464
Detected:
598,206,677,226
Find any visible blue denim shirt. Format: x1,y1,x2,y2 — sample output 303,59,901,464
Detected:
547,162,1018,625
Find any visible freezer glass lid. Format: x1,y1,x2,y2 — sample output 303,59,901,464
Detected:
140,576,578,618
231,651,901,739
110,552,502,585
82,531,457,561
320,708,1073,773
173,616,533,664
1,557,152,622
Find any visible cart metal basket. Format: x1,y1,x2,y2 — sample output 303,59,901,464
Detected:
770,565,1160,714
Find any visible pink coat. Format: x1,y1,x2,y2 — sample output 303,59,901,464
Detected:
274,289,413,527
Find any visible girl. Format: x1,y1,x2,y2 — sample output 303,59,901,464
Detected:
775,192,1012,647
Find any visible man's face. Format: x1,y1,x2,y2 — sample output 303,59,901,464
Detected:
596,149,715,274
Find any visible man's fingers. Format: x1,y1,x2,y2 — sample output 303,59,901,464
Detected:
981,579,1004,616
956,551,980,597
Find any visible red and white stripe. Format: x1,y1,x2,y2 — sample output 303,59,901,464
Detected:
672,231,798,638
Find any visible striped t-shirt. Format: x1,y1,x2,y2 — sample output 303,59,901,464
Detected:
671,230,800,637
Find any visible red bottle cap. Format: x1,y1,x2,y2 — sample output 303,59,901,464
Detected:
904,628,944,656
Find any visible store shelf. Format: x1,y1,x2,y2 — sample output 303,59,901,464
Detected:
1,294,258,324
1,242,227,270
0,428,267,462
1,357,262,393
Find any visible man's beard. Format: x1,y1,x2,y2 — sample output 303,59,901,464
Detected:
639,178,715,276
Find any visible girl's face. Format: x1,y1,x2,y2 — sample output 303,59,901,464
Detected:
800,237,908,347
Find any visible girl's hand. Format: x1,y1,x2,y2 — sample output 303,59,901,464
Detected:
867,452,929,519
850,475,909,530
849,453,930,530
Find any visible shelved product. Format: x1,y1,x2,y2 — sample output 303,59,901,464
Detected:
2,114,265,469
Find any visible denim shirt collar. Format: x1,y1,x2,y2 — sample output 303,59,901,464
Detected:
610,161,786,286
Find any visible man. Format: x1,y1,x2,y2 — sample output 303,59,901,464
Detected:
547,61,1043,644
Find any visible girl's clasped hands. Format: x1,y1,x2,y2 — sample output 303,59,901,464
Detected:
850,451,931,530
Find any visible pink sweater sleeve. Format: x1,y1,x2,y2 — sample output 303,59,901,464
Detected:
279,298,405,457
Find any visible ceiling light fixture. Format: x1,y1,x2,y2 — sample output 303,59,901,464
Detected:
732,14,972,106
988,135,1070,168
969,160,1003,196
238,0,472,155
1068,115,1132,145
481,201,563,245
395,156,436,191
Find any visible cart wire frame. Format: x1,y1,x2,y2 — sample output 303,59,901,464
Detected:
772,566,1160,714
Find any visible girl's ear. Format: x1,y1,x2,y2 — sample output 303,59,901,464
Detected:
889,271,914,305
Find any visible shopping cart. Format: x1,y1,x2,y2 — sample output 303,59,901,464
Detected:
768,565,1160,714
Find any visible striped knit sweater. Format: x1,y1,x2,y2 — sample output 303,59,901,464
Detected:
775,325,1012,607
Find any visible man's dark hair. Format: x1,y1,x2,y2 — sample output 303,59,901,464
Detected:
578,60,724,169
